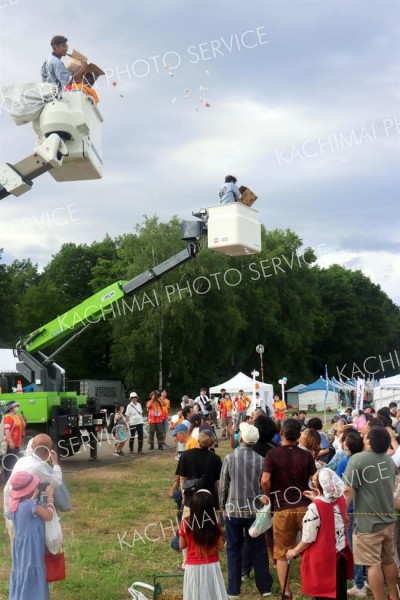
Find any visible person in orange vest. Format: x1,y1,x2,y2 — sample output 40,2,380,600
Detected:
233,389,250,426
2,401,26,482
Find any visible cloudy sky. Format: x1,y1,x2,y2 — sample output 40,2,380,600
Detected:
0,0,399,303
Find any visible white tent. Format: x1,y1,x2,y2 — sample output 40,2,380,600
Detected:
380,374,400,389
209,371,274,415
374,373,400,408
0,349,19,374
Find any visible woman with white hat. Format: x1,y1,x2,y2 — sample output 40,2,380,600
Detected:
287,469,354,599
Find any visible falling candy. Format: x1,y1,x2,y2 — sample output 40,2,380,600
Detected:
172,97,177,103
112,81,117,86
205,70,210,76
168,72,175,77
163,63,170,69
120,94,124,98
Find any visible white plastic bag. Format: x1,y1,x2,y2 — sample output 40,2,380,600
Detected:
45,506,63,555
249,504,272,538
1,82,58,125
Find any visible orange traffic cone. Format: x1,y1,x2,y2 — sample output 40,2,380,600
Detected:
16,380,23,393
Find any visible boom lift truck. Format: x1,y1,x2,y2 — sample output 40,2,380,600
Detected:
0,206,261,458
0,86,261,458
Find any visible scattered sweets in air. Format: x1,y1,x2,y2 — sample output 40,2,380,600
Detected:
168,72,175,77
172,97,177,103
205,70,210,76
112,81,117,86
194,105,199,112
120,94,124,98
163,63,170,69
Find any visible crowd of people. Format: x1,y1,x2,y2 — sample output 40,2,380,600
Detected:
166,391,400,600
2,386,399,600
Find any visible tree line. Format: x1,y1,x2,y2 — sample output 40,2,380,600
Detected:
1,217,399,402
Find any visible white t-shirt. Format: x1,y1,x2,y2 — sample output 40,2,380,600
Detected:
125,402,144,426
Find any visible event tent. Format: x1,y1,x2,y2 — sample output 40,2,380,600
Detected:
0,349,19,374
209,372,274,414
374,373,400,407
298,377,341,411
286,384,305,408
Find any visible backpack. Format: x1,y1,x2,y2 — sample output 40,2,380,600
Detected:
107,413,115,433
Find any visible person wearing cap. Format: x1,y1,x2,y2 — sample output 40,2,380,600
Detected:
2,400,26,482
219,175,242,204
220,422,273,599
7,471,55,600
125,392,144,454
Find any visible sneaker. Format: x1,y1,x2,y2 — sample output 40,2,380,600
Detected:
347,586,367,598
148,445,154,450
241,574,249,582
162,443,169,448
227,596,240,600
158,446,164,450
262,594,272,598
113,451,120,456
118,450,125,455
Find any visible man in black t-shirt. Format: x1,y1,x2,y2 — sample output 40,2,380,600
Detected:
175,430,221,517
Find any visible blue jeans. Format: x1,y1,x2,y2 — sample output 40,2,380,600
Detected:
348,513,366,589
225,516,273,596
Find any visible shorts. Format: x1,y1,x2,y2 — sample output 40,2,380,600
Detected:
273,507,307,561
162,419,169,433
353,523,395,565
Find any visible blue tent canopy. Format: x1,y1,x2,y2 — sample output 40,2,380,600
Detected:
299,376,341,393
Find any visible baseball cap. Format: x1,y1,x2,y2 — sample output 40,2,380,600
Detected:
239,422,259,445
198,430,215,448
172,423,189,437
189,414,205,424
129,392,138,398
199,424,214,435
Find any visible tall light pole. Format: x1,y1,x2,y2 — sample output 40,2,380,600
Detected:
256,344,264,382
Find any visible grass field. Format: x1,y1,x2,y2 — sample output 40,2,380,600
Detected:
0,426,378,600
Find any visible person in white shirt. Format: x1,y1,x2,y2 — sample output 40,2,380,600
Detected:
4,434,66,540
125,392,144,454
194,388,212,416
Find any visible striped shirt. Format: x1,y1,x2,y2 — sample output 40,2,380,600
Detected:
219,447,264,518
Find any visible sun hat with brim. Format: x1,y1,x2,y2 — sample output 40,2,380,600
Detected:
6,401,19,412
172,423,189,437
129,392,138,399
9,472,40,512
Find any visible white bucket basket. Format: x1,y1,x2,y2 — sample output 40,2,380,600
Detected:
33,91,103,182
207,202,261,256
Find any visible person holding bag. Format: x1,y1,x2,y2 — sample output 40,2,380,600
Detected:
6,471,56,600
